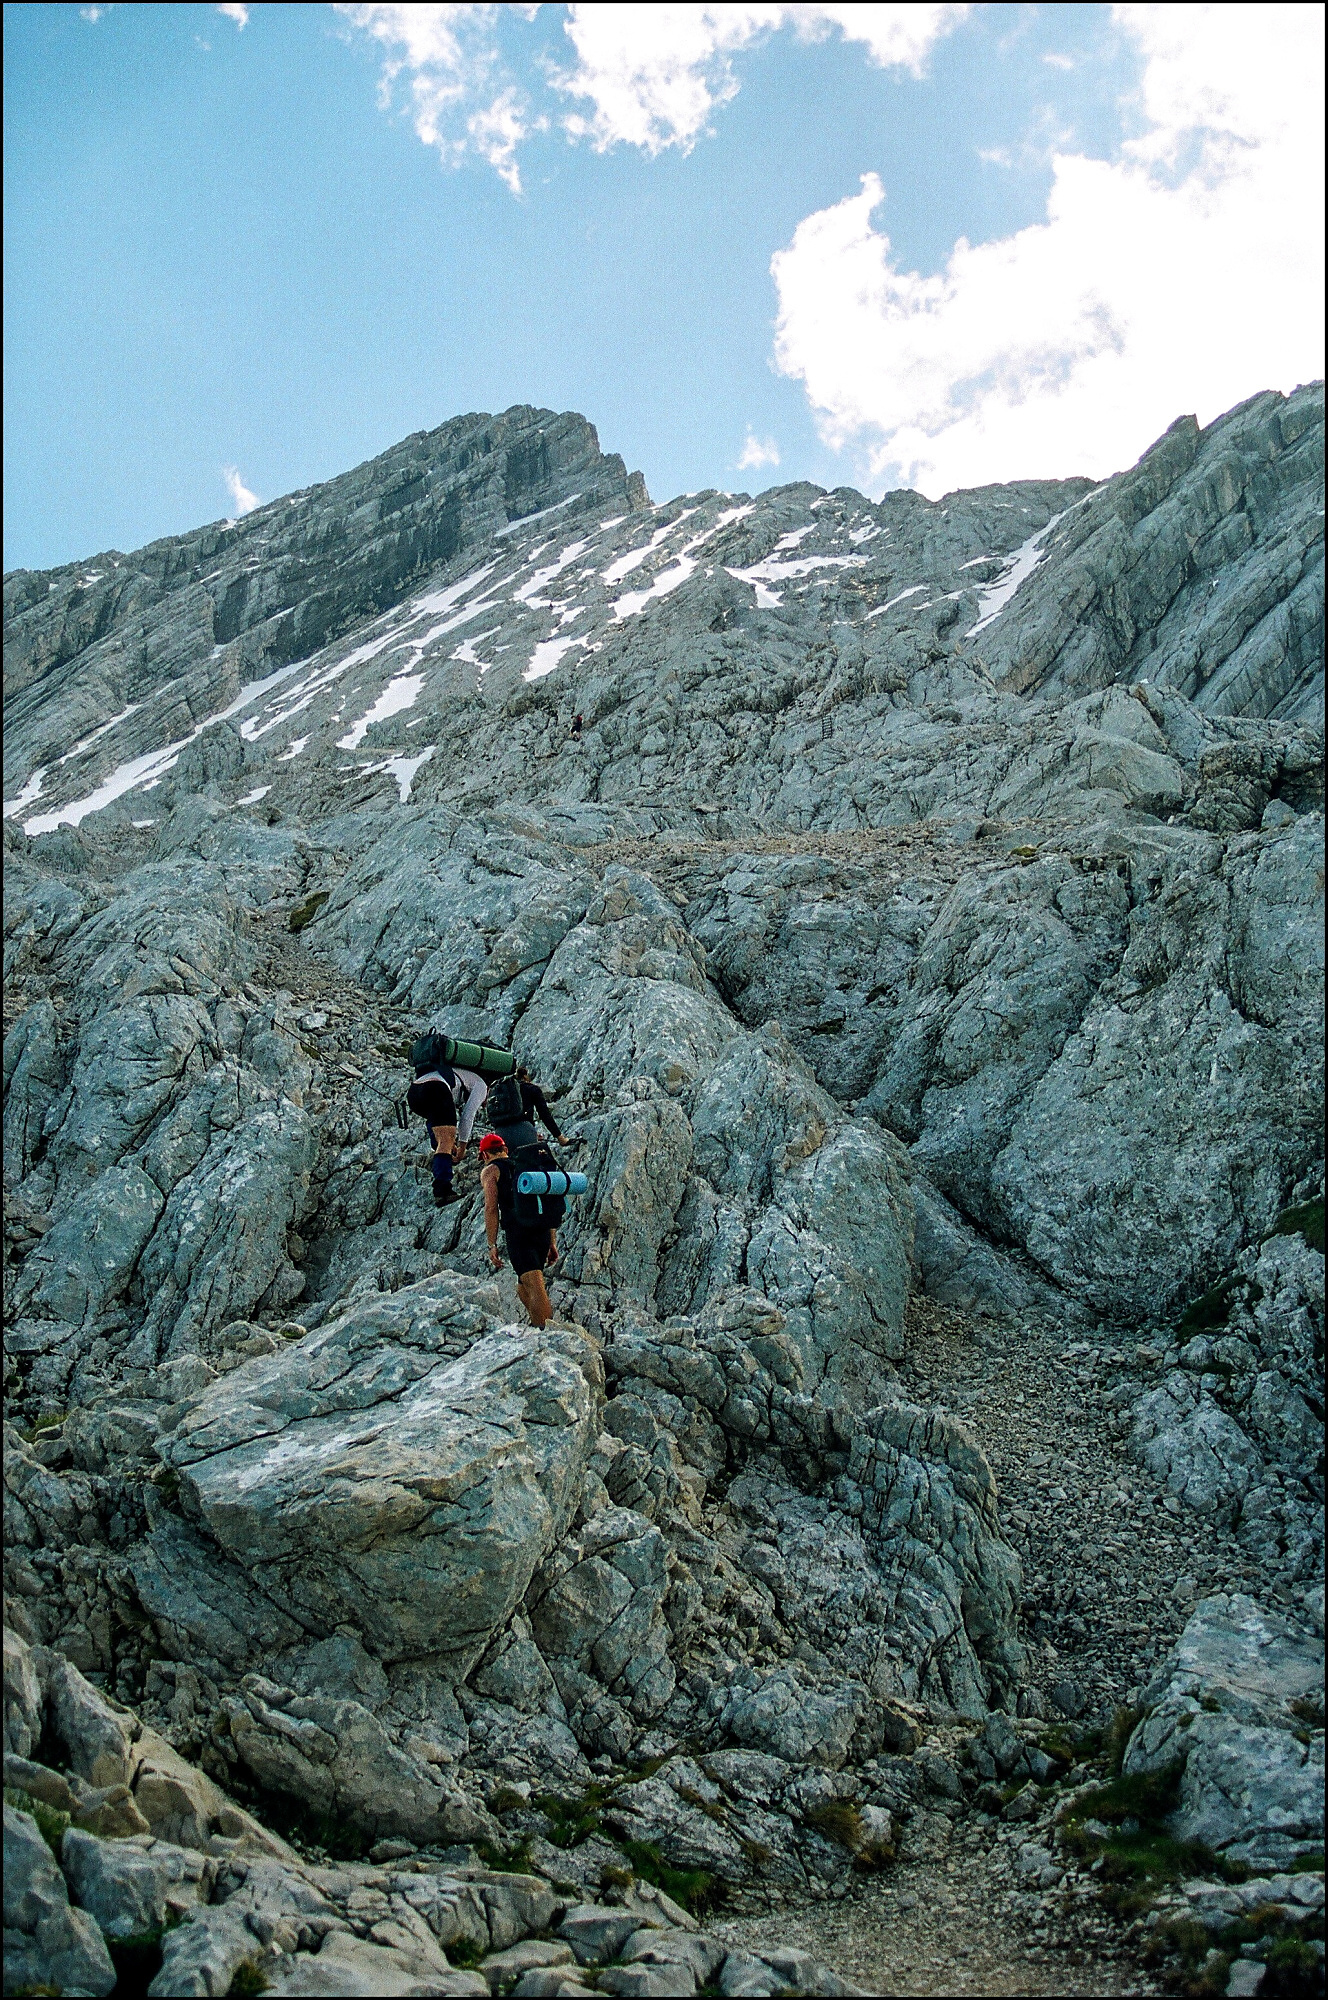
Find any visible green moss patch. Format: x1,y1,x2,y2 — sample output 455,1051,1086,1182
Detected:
288,891,331,934
1268,1199,1325,1255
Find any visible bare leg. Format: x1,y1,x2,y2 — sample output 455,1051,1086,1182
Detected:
429,1123,457,1192
516,1268,553,1328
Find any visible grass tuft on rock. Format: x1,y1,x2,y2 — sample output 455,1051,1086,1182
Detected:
618,1839,721,1914
804,1800,865,1850
444,1937,486,1969
17,1411,65,1444
1267,1935,1324,1982
1041,1705,1138,1777
474,1835,537,1876
1178,1277,1246,1338
231,1782,372,1861
106,1915,184,1998
1149,1907,1328,1999
227,1960,272,1997
1062,1762,1252,1913
534,1785,612,1850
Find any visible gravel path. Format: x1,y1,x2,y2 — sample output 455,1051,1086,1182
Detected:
905,1294,1263,1713
712,1866,1147,1995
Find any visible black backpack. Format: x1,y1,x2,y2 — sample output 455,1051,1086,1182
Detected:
411,1030,450,1074
486,1074,527,1127
510,1141,566,1227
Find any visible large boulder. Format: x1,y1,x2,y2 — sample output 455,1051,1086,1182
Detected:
156,1274,603,1669
61,1826,215,1941
1129,1373,1265,1520
846,1401,1025,1713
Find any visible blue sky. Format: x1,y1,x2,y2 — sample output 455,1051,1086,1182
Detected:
4,3,1322,571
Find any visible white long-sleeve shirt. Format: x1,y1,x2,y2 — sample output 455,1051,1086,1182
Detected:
451,1067,488,1143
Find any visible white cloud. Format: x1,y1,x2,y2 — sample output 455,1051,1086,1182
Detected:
217,2,249,24
337,3,964,190
556,4,968,154
770,3,1325,496
464,85,541,196
223,466,261,517
335,3,541,194
1042,51,1075,70
79,4,110,19
737,431,781,471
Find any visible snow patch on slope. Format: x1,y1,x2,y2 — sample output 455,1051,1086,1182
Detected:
337,673,426,750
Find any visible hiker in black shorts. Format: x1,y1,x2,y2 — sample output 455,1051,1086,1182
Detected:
478,1132,556,1328
407,1058,488,1206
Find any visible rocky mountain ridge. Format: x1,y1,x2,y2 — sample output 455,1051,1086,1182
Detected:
4,387,1323,1997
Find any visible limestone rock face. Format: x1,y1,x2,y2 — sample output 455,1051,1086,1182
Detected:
2,1629,861,2000
1124,1593,1325,1868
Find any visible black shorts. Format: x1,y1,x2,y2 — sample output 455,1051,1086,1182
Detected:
408,1078,457,1128
503,1224,553,1276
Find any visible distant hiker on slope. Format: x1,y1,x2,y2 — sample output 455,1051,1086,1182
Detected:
515,1065,573,1146
479,1132,557,1327
407,1055,489,1207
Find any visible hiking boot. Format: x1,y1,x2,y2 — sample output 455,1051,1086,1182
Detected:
433,1186,463,1208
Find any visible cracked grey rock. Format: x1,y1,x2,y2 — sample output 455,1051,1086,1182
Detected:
3,1802,116,1998
1124,1593,1325,1868
61,1825,215,1941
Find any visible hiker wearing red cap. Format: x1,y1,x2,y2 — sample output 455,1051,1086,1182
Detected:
479,1132,557,1328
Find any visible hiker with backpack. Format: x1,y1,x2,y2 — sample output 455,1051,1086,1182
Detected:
478,1131,558,1327
407,1049,490,1207
515,1065,572,1145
